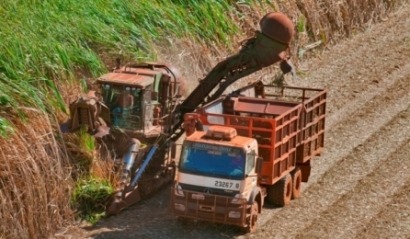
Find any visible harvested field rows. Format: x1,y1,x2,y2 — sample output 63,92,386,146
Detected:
356,173,410,239
298,135,410,239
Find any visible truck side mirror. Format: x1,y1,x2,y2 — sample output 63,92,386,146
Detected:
170,142,177,159
256,156,263,174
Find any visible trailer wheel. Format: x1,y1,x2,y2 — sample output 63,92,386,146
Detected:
291,168,302,199
246,201,259,233
266,174,292,206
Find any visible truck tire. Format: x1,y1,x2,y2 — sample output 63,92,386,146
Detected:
246,201,259,233
291,168,302,199
266,174,292,206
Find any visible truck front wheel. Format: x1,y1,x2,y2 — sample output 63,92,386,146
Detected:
246,201,259,233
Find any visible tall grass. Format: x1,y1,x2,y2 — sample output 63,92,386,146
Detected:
71,177,114,224
0,0,256,130
0,117,14,137
0,109,73,239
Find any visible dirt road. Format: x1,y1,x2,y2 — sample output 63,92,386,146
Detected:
65,3,410,239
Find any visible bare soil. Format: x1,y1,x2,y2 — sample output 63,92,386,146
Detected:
57,3,410,239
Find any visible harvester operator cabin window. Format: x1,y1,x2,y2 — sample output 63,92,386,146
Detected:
106,86,142,128
131,88,142,112
117,87,134,110
105,86,141,113
102,84,113,106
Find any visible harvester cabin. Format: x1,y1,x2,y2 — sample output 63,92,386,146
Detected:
97,66,177,137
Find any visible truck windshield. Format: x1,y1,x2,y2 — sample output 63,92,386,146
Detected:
179,142,245,180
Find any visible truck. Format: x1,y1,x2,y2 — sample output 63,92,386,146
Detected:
172,82,327,232
64,12,297,215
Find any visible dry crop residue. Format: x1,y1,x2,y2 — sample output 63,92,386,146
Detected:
63,3,410,239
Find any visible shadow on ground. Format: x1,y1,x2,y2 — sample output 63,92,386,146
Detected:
81,186,262,239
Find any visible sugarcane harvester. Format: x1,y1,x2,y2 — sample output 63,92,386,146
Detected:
65,12,296,215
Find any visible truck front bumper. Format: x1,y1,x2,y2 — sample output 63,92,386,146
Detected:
171,188,249,227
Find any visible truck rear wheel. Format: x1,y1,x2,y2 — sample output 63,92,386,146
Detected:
246,201,259,233
291,168,302,199
266,174,292,206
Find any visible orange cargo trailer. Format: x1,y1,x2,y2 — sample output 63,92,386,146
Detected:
172,82,327,232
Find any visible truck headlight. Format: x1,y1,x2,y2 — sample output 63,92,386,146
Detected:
174,184,185,197
230,194,245,204
174,203,186,211
228,211,241,218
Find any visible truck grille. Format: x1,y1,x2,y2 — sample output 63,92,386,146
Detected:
179,183,238,197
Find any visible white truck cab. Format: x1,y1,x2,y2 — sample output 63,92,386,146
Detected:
172,126,263,232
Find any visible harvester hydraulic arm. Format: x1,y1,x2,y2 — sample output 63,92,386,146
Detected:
180,32,289,114
171,12,295,139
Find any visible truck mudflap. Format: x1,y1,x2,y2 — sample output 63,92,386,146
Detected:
171,188,252,228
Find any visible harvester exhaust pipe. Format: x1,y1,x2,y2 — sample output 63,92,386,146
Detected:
115,58,121,70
